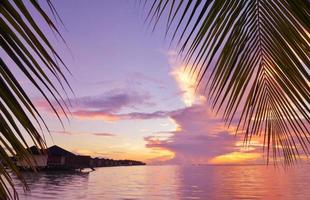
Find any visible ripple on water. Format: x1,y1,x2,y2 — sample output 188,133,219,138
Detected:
12,165,310,200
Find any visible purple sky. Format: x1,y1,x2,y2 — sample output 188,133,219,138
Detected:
3,0,269,164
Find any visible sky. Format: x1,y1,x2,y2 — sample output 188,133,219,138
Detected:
4,0,269,165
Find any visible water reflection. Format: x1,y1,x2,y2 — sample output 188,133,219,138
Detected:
14,165,310,200
16,171,90,199
178,165,310,200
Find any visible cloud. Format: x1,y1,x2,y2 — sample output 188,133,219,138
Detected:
51,130,116,137
130,72,167,87
71,109,183,121
171,66,204,106
70,89,154,112
92,133,116,137
144,103,263,165
51,130,72,135
139,50,264,165
36,89,181,122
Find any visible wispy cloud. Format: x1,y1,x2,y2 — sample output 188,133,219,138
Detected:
92,133,116,137
51,130,116,137
71,89,155,112
71,109,183,121
36,89,182,122
130,72,167,87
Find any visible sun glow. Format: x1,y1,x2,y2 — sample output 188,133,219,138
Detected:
209,152,261,165
172,66,205,106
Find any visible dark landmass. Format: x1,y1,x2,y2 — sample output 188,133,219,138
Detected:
13,145,145,171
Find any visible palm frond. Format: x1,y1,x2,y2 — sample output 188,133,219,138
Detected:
1,0,70,199
145,0,310,165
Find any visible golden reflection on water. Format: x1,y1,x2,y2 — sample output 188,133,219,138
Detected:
15,165,310,200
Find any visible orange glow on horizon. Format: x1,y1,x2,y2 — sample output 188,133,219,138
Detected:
71,146,175,163
209,152,262,165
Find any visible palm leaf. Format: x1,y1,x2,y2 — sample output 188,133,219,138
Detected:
145,0,310,165
0,0,70,199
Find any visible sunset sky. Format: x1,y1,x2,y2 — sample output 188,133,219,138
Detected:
4,0,267,165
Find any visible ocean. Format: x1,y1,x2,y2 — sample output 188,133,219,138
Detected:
13,165,310,200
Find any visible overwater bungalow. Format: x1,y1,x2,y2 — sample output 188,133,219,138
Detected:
16,145,91,170
16,146,48,169
92,157,103,167
47,145,78,170
15,145,145,171
75,155,92,169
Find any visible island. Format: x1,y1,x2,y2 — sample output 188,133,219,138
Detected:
14,145,146,171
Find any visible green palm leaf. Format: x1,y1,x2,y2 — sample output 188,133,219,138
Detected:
1,0,70,199
145,0,310,165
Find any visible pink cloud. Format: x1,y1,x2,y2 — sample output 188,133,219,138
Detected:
35,89,180,121
71,109,182,121
145,103,264,165
92,133,116,137
51,130,116,137
70,89,155,112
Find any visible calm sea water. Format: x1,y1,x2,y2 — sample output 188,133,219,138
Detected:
13,165,310,200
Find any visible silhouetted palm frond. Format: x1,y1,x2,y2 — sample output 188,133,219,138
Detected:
145,0,310,165
1,0,70,199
